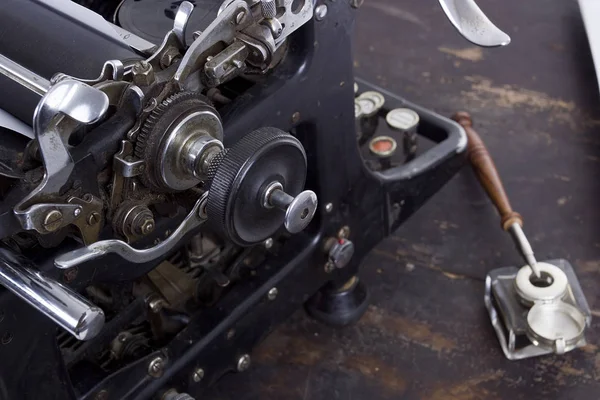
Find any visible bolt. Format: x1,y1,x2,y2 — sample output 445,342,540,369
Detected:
160,47,181,69
324,261,335,273
140,219,154,235
338,226,350,239
148,356,165,378
315,4,327,20
350,0,364,8
148,296,167,313
74,207,82,217
264,238,274,249
63,267,78,283
87,212,101,225
43,210,63,232
226,329,235,340
291,112,301,124
165,229,172,238
192,368,205,383
94,390,109,400
237,354,251,372
325,203,333,213
267,287,278,300
235,10,247,25
118,333,128,343
132,60,155,86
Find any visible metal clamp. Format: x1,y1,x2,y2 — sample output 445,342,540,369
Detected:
54,192,209,269
174,0,253,84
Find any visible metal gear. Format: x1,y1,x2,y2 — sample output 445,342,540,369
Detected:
135,92,223,191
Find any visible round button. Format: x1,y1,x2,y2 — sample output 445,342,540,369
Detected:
358,91,385,109
284,190,318,233
356,97,377,117
354,101,363,118
369,136,397,158
329,239,355,269
386,108,419,131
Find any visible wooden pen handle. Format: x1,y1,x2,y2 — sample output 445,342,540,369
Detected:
452,112,523,231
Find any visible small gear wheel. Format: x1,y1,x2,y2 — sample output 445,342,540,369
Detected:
135,92,222,191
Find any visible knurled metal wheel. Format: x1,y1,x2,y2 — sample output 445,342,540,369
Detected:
206,127,307,246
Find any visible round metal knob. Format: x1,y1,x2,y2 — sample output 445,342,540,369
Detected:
263,182,317,234
328,238,354,269
261,0,277,19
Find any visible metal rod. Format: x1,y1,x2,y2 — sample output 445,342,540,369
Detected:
0,246,104,340
508,223,540,277
269,189,293,210
0,54,50,96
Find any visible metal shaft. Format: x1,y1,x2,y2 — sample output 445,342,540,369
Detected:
0,246,104,340
508,223,540,277
0,54,50,96
269,189,294,210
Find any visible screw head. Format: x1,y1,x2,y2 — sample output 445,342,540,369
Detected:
148,296,166,313
291,112,301,124
226,329,236,340
193,368,205,383
237,354,251,372
338,226,351,239
43,210,63,232
74,207,82,217
267,287,278,300
87,212,101,225
325,203,333,213
148,357,165,378
235,10,246,24
264,238,274,249
315,4,328,20
1,331,13,345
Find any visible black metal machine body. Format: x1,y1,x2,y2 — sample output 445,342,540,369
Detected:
0,1,466,399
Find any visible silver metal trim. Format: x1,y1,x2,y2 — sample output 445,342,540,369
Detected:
55,193,209,269
0,249,105,340
438,0,511,48
0,54,50,96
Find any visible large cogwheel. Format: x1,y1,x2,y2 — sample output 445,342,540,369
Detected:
135,92,219,191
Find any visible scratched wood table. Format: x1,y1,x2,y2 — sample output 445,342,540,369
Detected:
205,0,600,398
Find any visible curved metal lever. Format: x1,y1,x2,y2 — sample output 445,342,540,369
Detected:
438,0,511,47
173,1,195,47
54,193,209,269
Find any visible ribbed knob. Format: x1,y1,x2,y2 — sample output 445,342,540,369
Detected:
261,0,277,19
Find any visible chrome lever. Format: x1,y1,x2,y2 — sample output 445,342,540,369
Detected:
438,0,511,48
